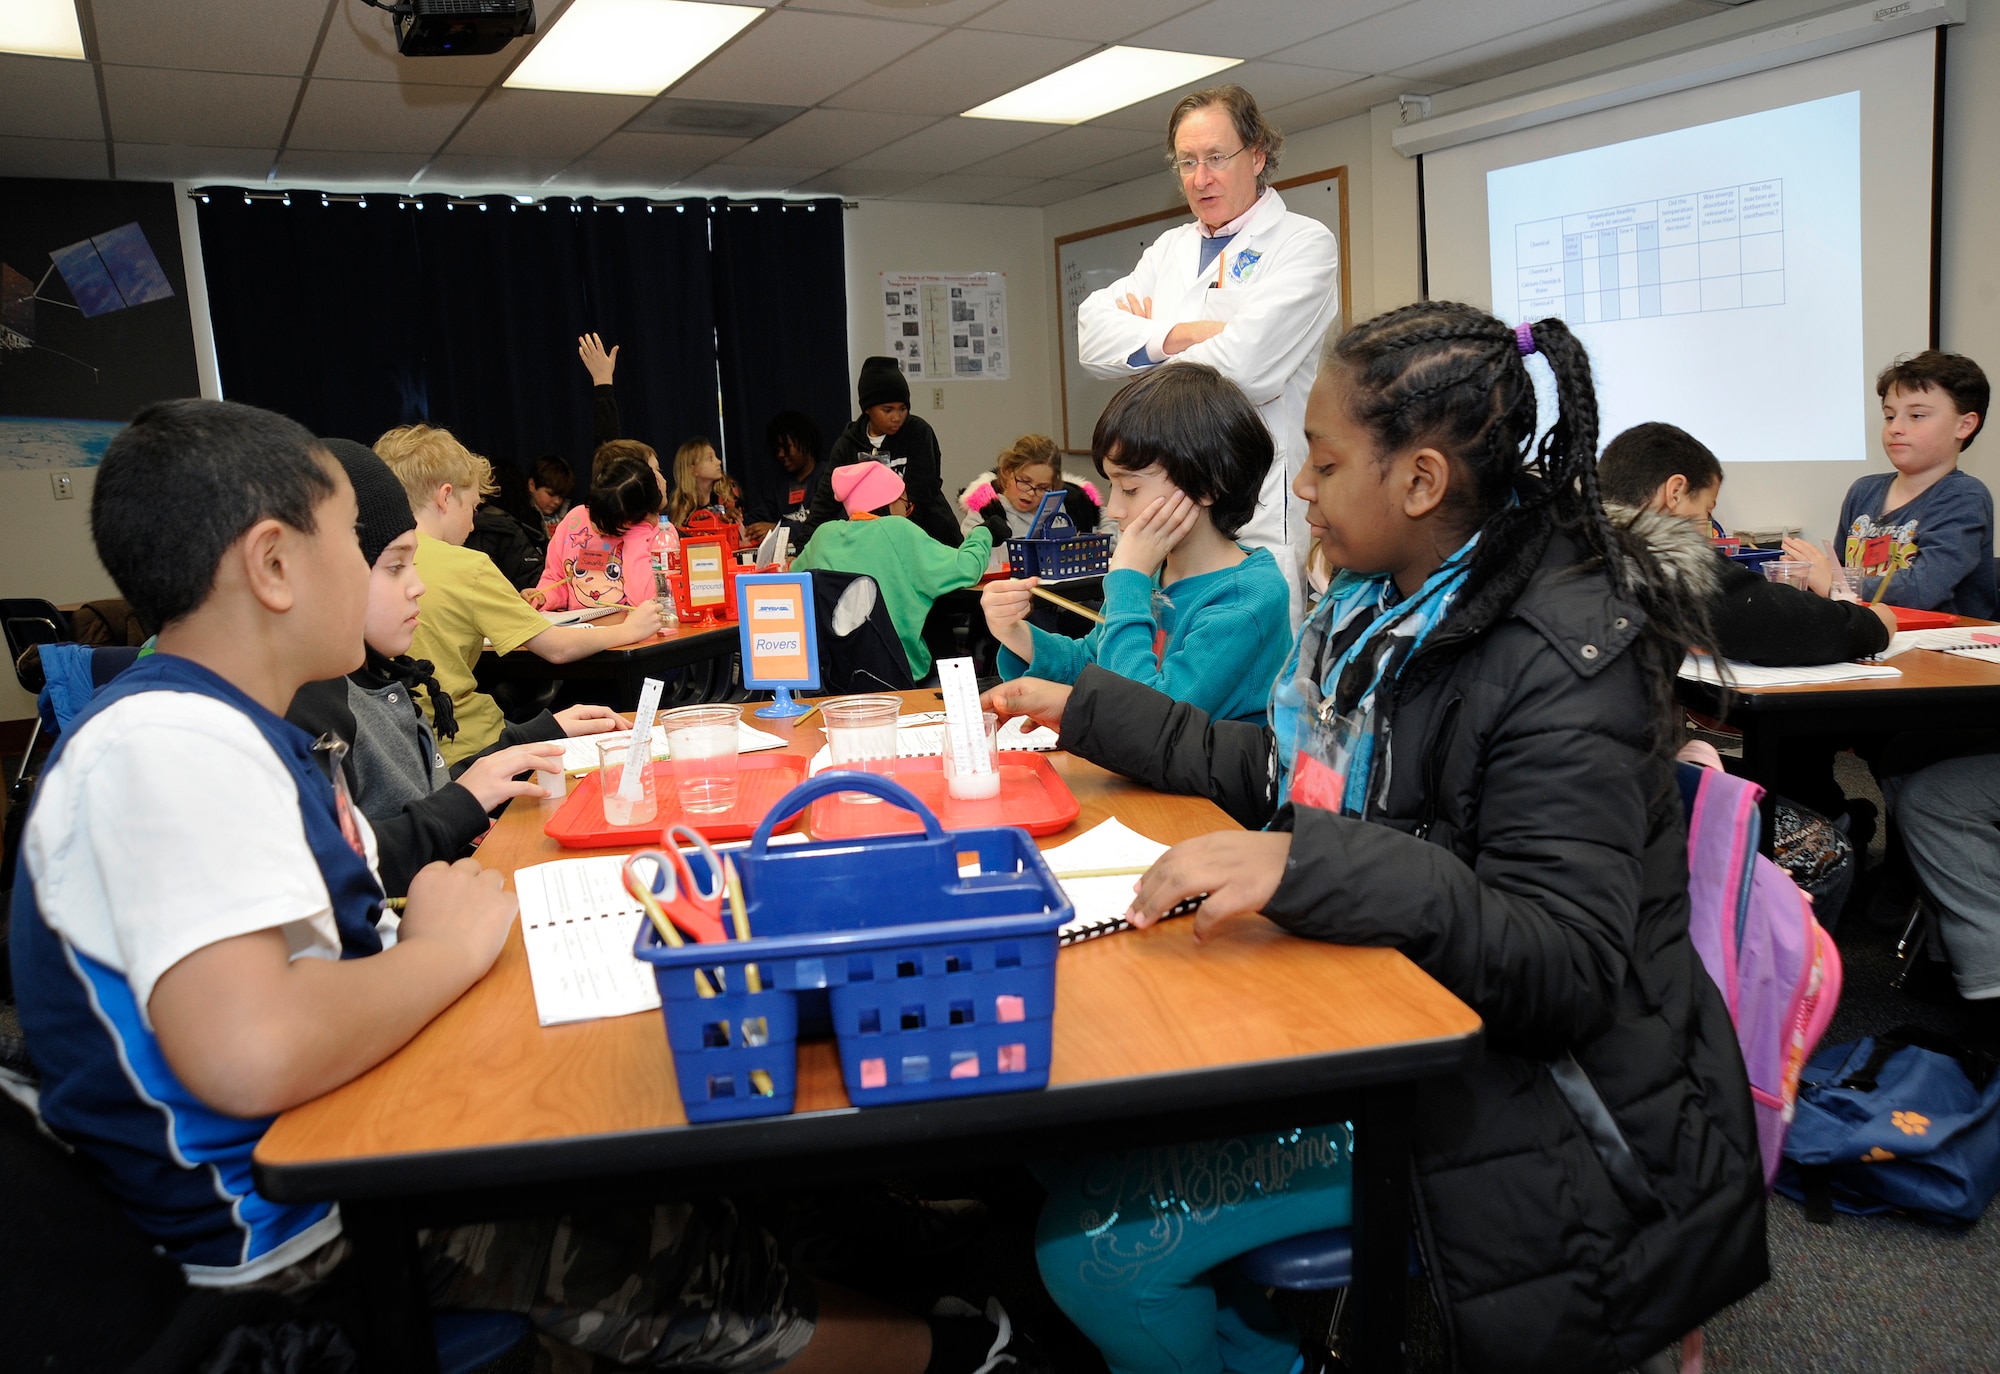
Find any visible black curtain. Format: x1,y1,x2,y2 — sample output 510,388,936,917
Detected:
700,198,851,524
194,192,720,470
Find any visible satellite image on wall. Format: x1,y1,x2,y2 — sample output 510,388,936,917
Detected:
0,195,193,470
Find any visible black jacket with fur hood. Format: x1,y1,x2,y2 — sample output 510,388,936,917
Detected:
1055,525,1768,1373
1606,501,1890,666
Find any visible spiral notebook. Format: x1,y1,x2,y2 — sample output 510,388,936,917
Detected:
1044,819,1172,946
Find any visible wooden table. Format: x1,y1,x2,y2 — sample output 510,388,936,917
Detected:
257,692,1480,1371
474,607,740,709
1676,624,2000,833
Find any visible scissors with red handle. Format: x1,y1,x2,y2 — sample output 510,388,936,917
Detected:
622,824,729,946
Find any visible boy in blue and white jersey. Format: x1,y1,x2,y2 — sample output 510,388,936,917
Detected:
10,398,1032,1372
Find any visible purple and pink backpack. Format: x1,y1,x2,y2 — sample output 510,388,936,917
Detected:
1680,762,1844,1185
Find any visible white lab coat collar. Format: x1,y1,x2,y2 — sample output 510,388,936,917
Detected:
1199,186,1282,240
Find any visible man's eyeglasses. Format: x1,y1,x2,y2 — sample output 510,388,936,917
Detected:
1170,147,1248,179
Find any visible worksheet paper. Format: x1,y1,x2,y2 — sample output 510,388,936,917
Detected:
1039,819,1171,946
1877,628,2000,658
516,856,661,1026
558,721,790,773
1677,655,1899,688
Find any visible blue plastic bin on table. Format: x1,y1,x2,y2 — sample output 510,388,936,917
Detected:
1006,488,1113,580
633,773,1072,1123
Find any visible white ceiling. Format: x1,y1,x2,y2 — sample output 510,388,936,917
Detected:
0,0,1733,203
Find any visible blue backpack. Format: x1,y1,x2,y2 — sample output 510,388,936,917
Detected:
1776,1027,2000,1226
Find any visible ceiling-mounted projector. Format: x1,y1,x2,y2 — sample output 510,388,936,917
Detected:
361,0,536,57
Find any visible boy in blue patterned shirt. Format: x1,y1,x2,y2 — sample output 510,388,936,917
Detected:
1794,350,1996,617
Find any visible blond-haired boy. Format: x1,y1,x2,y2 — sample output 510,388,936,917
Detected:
376,424,658,764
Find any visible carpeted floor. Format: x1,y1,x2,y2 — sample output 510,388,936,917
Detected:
1699,753,2000,1373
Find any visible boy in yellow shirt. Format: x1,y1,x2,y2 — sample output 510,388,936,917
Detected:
374,424,656,764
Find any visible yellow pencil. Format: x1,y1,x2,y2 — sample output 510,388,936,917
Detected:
722,856,762,994
1052,865,1153,881
1873,561,1899,606
1031,584,1106,624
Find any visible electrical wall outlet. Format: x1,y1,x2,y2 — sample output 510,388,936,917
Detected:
51,473,74,500
932,386,945,410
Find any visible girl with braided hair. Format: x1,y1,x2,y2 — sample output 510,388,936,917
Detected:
1003,302,1764,1374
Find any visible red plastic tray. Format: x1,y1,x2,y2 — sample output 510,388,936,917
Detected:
544,753,809,848
1889,606,1959,630
807,753,1079,840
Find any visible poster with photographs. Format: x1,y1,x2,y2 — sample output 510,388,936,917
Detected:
880,271,1008,382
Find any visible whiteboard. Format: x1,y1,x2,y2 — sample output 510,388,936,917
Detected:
1054,166,1351,454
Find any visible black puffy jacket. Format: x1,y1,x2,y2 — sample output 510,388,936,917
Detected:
1058,531,1767,1373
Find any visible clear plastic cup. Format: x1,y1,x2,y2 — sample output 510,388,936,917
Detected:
663,705,740,814
1763,559,1810,589
598,738,658,827
1837,566,1865,598
821,694,902,802
944,711,1000,800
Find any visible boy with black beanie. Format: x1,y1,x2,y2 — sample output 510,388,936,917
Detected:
797,356,961,548
286,438,578,895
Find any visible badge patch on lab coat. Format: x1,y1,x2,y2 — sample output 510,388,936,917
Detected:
1230,248,1263,282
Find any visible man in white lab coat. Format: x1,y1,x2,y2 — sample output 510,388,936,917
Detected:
1077,85,1340,614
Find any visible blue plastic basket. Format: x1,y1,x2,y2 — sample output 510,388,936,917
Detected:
633,773,1071,1120
1006,488,1113,579
1008,533,1113,580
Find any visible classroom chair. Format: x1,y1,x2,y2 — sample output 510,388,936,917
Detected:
2,597,70,786
0,1089,532,1373
809,570,916,693
1233,1226,1423,1372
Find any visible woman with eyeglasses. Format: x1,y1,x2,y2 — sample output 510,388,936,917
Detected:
957,433,1103,553
1076,84,1341,622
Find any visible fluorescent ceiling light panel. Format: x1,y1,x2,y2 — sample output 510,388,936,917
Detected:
505,0,761,97
962,46,1241,125
0,0,86,59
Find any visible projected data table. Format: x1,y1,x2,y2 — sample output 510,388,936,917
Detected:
1514,180,1784,324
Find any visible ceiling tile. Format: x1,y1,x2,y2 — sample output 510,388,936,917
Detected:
820,29,1095,116
287,80,480,154
989,177,1104,205
631,98,806,140
667,10,943,107
1076,61,1362,135
419,152,571,189
311,2,526,87
887,172,1039,202
272,149,430,185
723,108,935,168
92,0,327,77
567,130,747,182
444,89,650,158
115,143,276,182
962,123,1155,178
675,164,817,193
790,168,930,197
102,67,300,148
1258,75,1407,135
787,0,1004,23
1285,0,1604,74
962,0,1208,43
1390,0,1715,82
0,54,104,142
1074,145,1176,185
1126,0,1414,61
0,135,109,180
847,116,1052,173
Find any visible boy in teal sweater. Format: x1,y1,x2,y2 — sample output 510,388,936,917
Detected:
795,460,992,680
983,363,1291,724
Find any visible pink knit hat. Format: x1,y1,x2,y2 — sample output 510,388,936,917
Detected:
831,460,905,515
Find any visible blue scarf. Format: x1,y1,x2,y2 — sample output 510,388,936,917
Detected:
1270,535,1480,816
